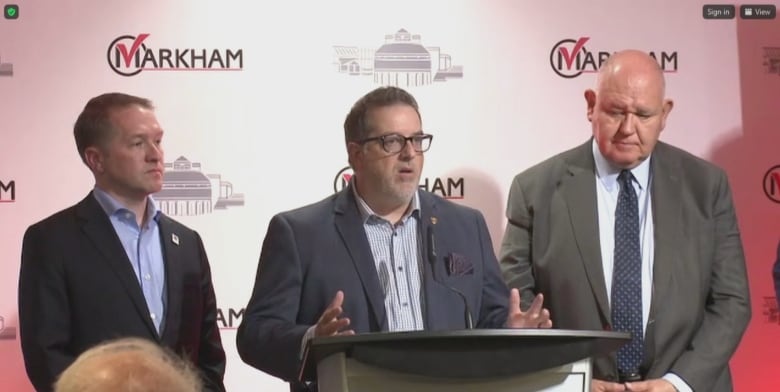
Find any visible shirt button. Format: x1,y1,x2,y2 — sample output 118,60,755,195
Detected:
398,266,403,271
150,313,156,320
144,274,151,280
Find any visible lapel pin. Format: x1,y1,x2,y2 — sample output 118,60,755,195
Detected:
172,233,179,245
430,217,437,225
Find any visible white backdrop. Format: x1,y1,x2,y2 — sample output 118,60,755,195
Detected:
1,1,778,391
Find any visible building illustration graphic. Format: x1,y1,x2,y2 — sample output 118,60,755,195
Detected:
334,28,463,87
154,156,244,216
0,54,13,77
0,315,16,340
764,47,780,75
764,296,780,324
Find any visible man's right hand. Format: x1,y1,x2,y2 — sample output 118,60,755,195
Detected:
314,290,355,337
592,379,628,392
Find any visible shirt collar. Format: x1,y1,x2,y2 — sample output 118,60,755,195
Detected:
350,177,420,224
93,186,161,225
591,138,651,192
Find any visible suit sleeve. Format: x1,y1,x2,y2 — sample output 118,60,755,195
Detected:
236,214,310,382
774,239,780,307
669,172,751,391
18,224,75,392
474,211,510,328
193,232,227,392
498,175,538,310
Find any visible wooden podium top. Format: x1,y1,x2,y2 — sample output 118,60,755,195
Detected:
299,329,629,382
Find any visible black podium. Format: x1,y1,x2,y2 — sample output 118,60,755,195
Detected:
300,329,629,392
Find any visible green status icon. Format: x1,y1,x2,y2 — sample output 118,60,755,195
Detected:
4,4,19,19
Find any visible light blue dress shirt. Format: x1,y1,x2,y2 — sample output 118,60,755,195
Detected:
93,187,167,334
592,141,690,392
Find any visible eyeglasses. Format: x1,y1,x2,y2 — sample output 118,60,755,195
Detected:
357,133,433,154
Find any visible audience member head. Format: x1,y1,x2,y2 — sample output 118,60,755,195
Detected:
54,338,201,392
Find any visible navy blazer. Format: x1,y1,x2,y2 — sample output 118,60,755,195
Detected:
18,193,226,392
774,240,780,306
237,187,509,388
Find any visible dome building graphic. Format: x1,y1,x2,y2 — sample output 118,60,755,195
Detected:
0,315,16,340
0,54,13,77
154,156,245,216
764,47,780,75
334,28,462,87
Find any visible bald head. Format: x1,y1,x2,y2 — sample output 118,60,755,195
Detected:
596,50,666,98
585,49,674,169
54,338,201,392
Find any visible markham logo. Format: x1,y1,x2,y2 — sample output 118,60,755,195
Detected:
0,180,15,203
0,53,12,77
217,307,244,329
334,167,354,193
334,28,462,87
154,156,244,216
550,37,678,78
107,34,243,76
333,166,464,199
763,47,780,75
763,165,780,203
0,315,16,340
763,296,780,324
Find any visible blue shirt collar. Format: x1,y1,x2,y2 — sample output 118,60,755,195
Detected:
92,187,161,225
591,138,651,192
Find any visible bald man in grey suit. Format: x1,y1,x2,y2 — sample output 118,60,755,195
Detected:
500,50,750,392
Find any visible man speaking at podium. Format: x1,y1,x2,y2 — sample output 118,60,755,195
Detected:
237,86,552,391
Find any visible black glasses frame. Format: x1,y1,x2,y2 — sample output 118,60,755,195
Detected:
357,133,433,153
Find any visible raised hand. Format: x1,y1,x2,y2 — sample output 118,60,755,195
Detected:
505,289,553,329
314,290,355,337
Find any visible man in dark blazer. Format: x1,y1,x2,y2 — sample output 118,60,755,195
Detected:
237,86,552,391
500,50,750,392
18,93,226,392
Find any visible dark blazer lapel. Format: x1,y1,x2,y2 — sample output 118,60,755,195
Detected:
646,143,683,358
76,193,159,338
563,141,611,322
158,215,183,344
333,187,388,330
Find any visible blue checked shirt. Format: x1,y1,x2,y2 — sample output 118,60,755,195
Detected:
354,187,425,331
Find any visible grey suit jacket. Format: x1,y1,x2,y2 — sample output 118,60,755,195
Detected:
500,140,750,391
237,186,509,390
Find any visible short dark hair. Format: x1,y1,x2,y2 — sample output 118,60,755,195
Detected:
343,86,420,144
73,93,154,165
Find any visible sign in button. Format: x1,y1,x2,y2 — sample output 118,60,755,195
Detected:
703,5,736,19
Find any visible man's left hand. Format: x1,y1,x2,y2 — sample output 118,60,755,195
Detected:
625,378,677,392
505,288,553,328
